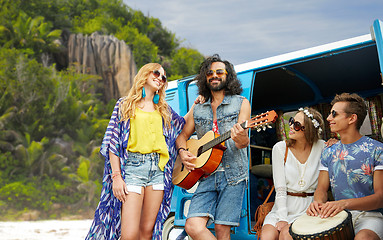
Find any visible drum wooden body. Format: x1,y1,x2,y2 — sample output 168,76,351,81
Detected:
289,210,355,240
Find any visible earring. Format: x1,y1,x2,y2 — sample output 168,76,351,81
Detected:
142,87,146,98
153,90,159,104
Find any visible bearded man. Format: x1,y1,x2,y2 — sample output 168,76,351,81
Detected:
176,54,251,240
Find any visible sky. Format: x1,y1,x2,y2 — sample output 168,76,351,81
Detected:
123,0,383,65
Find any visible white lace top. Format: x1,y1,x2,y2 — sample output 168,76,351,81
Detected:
263,140,325,225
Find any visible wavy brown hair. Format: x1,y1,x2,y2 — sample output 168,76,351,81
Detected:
119,63,171,128
195,54,242,101
287,107,324,147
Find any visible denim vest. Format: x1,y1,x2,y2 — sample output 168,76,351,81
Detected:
193,95,248,184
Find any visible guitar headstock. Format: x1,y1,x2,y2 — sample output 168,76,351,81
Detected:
246,110,278,132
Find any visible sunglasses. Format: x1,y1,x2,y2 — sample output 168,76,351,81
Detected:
206,69,228,77
330,110,351,118
289,117,305,131
330,110,338,118
152,70,167,83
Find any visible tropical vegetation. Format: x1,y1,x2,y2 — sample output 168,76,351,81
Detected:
0,0,204,220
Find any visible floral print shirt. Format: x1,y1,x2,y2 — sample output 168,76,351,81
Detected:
320,136,383,214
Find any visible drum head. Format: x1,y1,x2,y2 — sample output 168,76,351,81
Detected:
291,210,349,235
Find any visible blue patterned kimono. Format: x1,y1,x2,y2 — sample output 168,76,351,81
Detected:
85,98,185,240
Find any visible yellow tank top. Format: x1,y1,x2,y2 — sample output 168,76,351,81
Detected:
127,108,169,171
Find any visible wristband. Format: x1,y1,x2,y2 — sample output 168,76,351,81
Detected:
177,147,186,154
111,172,122,179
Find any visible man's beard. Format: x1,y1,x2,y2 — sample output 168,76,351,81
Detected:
207,78,227,91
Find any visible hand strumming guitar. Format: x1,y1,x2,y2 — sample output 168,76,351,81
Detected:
178,148,197,172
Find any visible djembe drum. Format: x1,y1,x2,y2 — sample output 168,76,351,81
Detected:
289,210,355,240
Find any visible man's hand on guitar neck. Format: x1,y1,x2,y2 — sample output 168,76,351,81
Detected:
231,122,250,149
232,98,251,149
178,148,197,172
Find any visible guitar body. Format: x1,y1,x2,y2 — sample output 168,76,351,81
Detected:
172,131,226,190
172,110,278,190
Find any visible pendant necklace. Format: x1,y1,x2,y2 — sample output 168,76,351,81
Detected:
296,159,308,188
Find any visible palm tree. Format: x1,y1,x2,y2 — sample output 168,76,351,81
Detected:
0,11,62,60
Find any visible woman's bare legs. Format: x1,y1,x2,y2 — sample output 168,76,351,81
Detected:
120,188,144,240
140,186,164,240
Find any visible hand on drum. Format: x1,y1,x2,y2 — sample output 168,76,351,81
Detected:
307,200,346,218
307,200,322,216
319,200,346,218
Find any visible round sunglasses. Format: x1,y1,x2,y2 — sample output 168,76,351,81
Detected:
152,70,167,83
289,117,305,131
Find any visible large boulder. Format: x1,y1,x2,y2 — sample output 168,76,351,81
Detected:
60,31,137,102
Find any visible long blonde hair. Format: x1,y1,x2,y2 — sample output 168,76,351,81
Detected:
119,63,171,128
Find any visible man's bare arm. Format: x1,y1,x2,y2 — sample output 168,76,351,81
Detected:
175,104,197,171
232,98,251,149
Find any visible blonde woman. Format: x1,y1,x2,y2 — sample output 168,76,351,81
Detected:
261,107,325,240
86,63,185,240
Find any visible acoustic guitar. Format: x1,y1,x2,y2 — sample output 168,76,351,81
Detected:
172,110,278,190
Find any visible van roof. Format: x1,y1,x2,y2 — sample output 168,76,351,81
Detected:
235,34,373,74
242,32,383,112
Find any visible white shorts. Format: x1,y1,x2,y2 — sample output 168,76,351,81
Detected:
126,183,164,194
351,210,383,239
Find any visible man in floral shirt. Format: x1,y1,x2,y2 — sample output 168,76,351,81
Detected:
307,93,383,240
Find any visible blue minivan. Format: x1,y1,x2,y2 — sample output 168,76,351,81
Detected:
162,19,383,239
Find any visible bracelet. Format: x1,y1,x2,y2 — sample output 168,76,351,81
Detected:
111,172,122,179
177,147,186,154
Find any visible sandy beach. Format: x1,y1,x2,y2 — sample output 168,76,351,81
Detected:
0,219,93,240
0,220,186,240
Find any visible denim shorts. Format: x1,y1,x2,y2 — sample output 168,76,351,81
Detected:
186,171,246,226
123,151,164,194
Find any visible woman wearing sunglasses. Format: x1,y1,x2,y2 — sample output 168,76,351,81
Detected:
261,107,325,240
86,63,185,240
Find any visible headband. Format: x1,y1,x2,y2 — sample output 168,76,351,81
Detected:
299,108,322,134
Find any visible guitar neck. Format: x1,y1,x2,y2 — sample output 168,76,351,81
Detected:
199,121,247,156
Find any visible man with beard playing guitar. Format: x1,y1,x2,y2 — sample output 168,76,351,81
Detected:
175,54,251,240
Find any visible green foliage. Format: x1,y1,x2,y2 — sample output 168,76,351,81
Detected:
0,181,44,210
0,0,206,220
2,0,72,30
72,10,109,35
0,11,62,60
0,176,93,216
0,48,111,218
115,24,159,67
0,0,199,77
146,18,178,57
170,48,205,80
0,152,20,178
77,156,90,182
